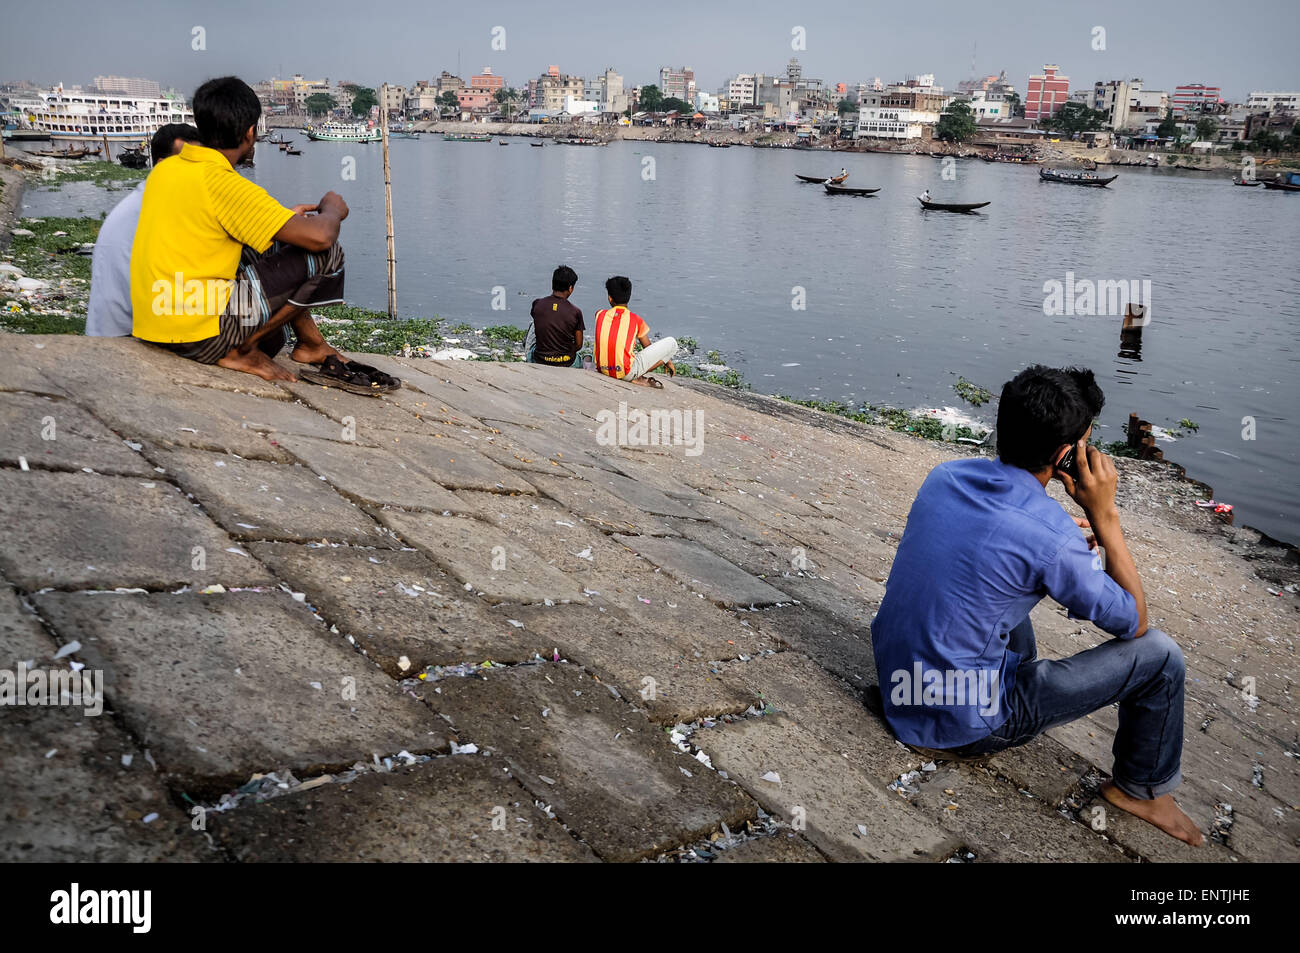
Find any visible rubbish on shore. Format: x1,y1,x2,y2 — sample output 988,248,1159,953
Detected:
52,640,80,660
450,741,479,755
760,770,781,784
1193,499,1233,515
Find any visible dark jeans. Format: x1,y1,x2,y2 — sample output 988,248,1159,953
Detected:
952,616,1186,800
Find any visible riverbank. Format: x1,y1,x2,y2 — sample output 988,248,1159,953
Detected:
0,332,1295,863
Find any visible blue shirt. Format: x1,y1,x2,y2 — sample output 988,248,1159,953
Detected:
871,457,1140,749
86,182,145,337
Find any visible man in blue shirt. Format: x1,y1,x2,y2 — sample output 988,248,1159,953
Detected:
86,124,200,336
872,365,1201,846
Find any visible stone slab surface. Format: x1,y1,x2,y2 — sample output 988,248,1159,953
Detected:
0,391,153,476
33,591,447,794
209,755,598,862
153,447,394,547
250,542,535,677
710,833,826,863
376,430,536,494
421,661,757,862
0,705,208,862
0,470,274,591
377,511,590,606
908,765,1131,863
275,433,469,512
695,714,958,862
612,534,790,608
0,581,55,666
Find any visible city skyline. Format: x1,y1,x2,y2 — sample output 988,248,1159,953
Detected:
3,0,1297,102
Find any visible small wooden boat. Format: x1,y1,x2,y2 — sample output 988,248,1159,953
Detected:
1233,179,1263,187
919,198,990,213
1262,172,1300,191
285,147,302,156
796,172,848,184
443,133,492,142
824,183,879,196
708,141,732,148
117,147,148,169
1039,168,1118,187
530,141,544,147
498,139,508,145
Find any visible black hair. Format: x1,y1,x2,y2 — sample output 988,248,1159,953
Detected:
192,77,262,149
150,123,200,165
995,365,1105,471
605,275,632,305
551,265,578,293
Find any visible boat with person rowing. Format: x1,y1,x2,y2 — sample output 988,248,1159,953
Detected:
1233,178,1263,187
918,198,990,213
443,132,493,142
1039,168,1118,187
796,172,848,184
1261,172,1300,191
824,183,880,196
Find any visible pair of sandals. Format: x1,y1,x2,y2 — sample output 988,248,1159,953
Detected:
298,355,401,396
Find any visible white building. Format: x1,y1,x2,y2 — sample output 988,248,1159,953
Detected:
1247,90,1300,110
563,95,600,116
695,91,720,113
966,89,1006,119
724,74,756,108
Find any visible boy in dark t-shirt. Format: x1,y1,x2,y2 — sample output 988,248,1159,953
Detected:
527,265,584,367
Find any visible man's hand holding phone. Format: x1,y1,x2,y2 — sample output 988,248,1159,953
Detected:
1057,440,1119,523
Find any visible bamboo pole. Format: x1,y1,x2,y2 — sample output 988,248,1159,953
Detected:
102,132,111,162
380,84,396,319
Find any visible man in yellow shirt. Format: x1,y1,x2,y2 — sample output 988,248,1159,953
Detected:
131,76,397,391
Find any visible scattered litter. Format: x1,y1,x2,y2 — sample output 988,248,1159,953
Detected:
44,749,57,759
141,812,158,824
450,741,479,755
680,766,693,778
200,584,226,594
760,771,781,784
121,754,133,767
574,547,593,561
888,770,923,797
506,619,524,628
921,760,938,772
52,640,81,660
1194,499,1233,514
538,774,556,785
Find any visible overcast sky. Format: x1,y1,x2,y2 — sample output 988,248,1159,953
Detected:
3,0,1296,100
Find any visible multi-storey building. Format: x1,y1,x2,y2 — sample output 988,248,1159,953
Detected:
93,76,161,98
1172,84,1221,115
1246,90,1300,110
529,67,585,113
1025,64,1069,121
855,80,947,139
724,74,757,108
659,66,694,101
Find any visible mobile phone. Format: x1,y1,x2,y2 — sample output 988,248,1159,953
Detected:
1057,445,1078,478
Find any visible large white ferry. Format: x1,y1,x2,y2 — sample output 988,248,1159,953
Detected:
302,121,380,142
9,85,194,142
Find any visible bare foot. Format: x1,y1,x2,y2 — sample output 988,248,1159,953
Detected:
290,341,345,365
625,377,656,388
1100,781,1204,846
218,347,296,382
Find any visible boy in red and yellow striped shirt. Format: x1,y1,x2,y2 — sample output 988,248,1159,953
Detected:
593,276,677,387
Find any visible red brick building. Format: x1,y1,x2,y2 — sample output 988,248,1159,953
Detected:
1025,64,1069,122
1172,84,1221,115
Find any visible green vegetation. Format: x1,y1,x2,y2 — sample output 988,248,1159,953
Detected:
953,376,993,407
837,98,857,117
304,92,338,117
638,84,664,112
347,86,378,117
1040,102,1108,136
782,397,988,444
34,160,146,187
935,101,978,142
1178,418,1199,432
482,324,526,342
314,304,444,352
1102,440,1140,458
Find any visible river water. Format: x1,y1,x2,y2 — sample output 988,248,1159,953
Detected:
17,137,1299,544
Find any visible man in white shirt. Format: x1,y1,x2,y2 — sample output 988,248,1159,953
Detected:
86,124,200,336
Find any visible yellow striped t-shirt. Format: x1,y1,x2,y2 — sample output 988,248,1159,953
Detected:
130,143,294,342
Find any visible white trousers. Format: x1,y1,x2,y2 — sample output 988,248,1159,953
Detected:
627,336,678,380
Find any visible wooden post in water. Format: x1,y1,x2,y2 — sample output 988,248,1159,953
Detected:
102,133,111,162
380,84,396,319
